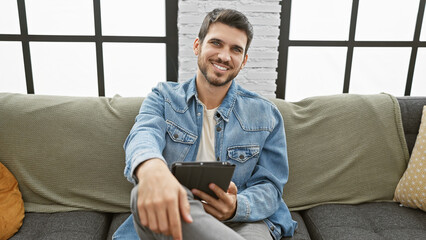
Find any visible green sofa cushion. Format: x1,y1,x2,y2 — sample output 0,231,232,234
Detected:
272,93,409,211
0,92,409,213
0,93,142,213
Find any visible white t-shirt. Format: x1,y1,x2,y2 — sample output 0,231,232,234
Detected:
196,104,217,162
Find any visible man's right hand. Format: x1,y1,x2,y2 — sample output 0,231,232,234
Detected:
135,158,193,240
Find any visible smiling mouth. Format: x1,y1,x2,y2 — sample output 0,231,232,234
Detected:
213,63,229,71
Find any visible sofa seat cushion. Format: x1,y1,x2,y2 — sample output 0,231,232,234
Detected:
107,212,312,240
9,211,111,240
283,212,311,240
302,202,426,240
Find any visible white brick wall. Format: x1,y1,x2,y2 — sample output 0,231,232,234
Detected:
178,0,282,98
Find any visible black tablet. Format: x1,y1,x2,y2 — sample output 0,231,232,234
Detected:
171,161,235,199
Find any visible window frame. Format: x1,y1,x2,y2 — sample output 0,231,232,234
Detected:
276,0,426,99
0,0,178,96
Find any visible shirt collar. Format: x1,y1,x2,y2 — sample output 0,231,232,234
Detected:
216,80,237,122
185,75,198,104
185,75,238,122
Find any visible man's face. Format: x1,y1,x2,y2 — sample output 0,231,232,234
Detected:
194,22,248,87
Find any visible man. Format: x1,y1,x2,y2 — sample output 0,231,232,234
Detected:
113,8,297,240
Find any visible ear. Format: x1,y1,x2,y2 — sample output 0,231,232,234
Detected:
193,38,200,56
240,54,248,69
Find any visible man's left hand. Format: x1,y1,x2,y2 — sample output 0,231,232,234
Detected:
191,181,238,221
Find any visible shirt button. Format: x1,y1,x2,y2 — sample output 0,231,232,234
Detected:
270,226,275,231
216,126,222,132
197,112,201,117
239,155,244,160
216,113,220,118
173,133,179,139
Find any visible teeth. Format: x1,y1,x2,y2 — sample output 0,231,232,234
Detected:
214,64,227,71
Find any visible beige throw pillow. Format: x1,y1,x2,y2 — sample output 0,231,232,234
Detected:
394,106,426,211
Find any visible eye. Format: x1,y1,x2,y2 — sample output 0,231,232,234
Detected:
211,41,220,46
233,47,243,53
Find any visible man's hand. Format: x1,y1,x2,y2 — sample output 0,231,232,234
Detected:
136,159,193,240
191,181,238,221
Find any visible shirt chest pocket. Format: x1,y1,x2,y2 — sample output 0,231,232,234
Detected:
164,120,197,162
227,145,260,163
166,120,197,144
227,145,260,187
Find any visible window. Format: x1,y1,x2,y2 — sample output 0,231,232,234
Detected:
2,1,425,99
0,0,178,97
277,0,426,101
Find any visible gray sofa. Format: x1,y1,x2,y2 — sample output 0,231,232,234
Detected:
0,92,425,240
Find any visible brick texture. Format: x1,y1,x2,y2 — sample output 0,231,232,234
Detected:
178,0,282,98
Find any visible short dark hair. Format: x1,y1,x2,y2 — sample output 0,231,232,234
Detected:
198,8,253,55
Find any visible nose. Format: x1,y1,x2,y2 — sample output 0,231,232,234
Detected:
217,49,231,63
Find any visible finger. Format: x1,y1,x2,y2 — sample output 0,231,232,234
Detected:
137,201,148,226
192,188,217,204
179,187,193,223
208,183,228,200
146,205,159,233
202,202,225,220
168,197,182,240
156,207,170,235
136,186,149,226
192,188,223,211
227,181,238,195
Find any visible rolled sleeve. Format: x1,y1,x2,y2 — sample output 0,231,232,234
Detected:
123,84,168,184
226,194,250,222
126,151,166,184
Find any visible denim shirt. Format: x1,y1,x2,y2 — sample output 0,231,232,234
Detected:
119,77,297,239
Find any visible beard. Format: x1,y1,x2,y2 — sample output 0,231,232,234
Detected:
197,54,240,87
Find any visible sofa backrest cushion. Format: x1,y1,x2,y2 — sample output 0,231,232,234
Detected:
0,92,410,213
396,97,426,155
0,93,142,213
272,93,409,211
